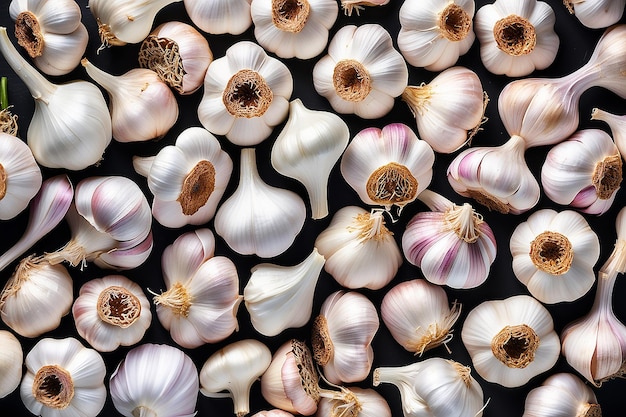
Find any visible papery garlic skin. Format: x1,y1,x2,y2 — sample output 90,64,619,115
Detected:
198,41,292,146
510,209,600,304
541,129,621,215
523,373,601,417
566,0,625,29
271,99,350,220
314,206,402,290
0,330,22,398
184,0,252,35
21,338,107,417
316,387,392,417
461,295,561,388
110,343,199,417
340,123,434,213
313,24,408,119
397,0,476,71
251,0,338,59
215,148,306,258
474,0,559,77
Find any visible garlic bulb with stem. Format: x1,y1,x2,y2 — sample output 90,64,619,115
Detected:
381,279,461,356
0,76,18,135
110,343,199,417
461,294,561,388
314,206,402,290
397,0,476,71
199,339,272,417
20,337,107,417
9,0,88,76
271,98,350,220
0,330,22,398
244,248,325,337
81,58,179,143
402,66,488,154
0,27,111,170
591,107,626,162
565,0,625,29
402,189,497,288
541,129,622,215
316,386,392,417
184,0,253,35
522,373,601,417
215,148,306,258
341,0,389,16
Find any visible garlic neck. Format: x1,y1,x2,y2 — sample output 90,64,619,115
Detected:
14,12,44,58
272,0,311,33
417,189,453,212
239,148,261,187
592,154,622,200
438,3,472,42
32,365,74,409
81,58,119,93
443,203,484,243
493,14,536,56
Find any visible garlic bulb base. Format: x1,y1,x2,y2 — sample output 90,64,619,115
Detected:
14,11,43,57
0,107,18,136
491,324,539,369
581,403,602,417
439,3,472,42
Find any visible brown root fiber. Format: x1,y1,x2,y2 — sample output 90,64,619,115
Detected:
177,160,216,216
366,163,418,206
32,365,74,409
530,231,573,275
438,4,472,42
138,36,186,94
223,69,273,118
15,12,44,58
493,15,536,56
333,59,372,102
272,0,311,33
491,324,539,368
97,286,141,328
592,154,622,200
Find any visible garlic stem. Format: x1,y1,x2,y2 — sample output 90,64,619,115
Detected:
81,58,117,89
417,189,454,213
0,77,8,110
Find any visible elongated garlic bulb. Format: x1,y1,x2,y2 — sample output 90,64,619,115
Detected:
591,107,626,162
316,387,392,417
9,0,88,75
397,0,475,71
271,99,350,219
215,148,306,258
0,330,22,398
110,343,199,417
82,59,179,143
152,228,242,349
314,206,402,290
381,279,461,355
200,339,272,417
184,0,253,35
402,66,487,153
462,295,561,388
0,27,111,170
0,132,41,220
565,0,625,29
523,373,601,417
244,248,325,336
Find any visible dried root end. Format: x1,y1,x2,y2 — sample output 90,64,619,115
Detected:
466,189,510,214
330,389,362,417
443,203,484,243
223,69,273,118
0,163,6,200
33,365,74,409
97,19,126,49
366,162,418,207
401,84,432,117
15,11,44,58
581,403,602,417
272,0,311,33
491,324,539,369
311,315,333,366
350,211,393,243
139,36,186,94
97,286,142,328
291,339,320,403
493,15,536,56
593,153,622,200
466,91,490,147
438,4,472,42
0,108,19,136
177,160,216,216
530,231,574,275
333,59,372,103
153,282,192,317
449,360,472,387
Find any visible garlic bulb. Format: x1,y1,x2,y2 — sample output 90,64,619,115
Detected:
89,0,183,47
311,290,379,384
184,0,253,35
340,123,435,214
402,189,497,289
461,295,561,388
0,257,73,338
397,0,476,71
139,21,212,95
271,99,349,220
591,107,626,163
82,59,179,143
474,0,559,77
198,40,293,146
152,228,242,349
133,127,233,228
21,337,107,417
9,0,88,75
199,339,272,417
565,0,625,29
341,0,389,16
510,209,600,304
523,373,601,417
0,27,111,170
73,275,152,352
314,206,402,290
215,148,306,258
402,66,488,153
313,24,408,119
110,343,199,417
381,279,461,355
244,248,325,337
253,411,295,417
316,387,391,417
0,330,22,398
0,132,42,220
541,129,621,215
373,357,485,417
251,0,338,59
448,135,540,214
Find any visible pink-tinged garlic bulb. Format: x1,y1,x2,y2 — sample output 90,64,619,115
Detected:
522,373,601,417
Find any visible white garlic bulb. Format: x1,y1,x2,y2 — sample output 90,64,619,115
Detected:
313,24,408,119
316,387,392,417
340,123,435,214
474,0,559,77
253,411,295,417
215,148,306,258
381,279,461,356
200,339,272,417
592,107,626,162
565,0,625,29
523,373,601,417
21,337,107,417
0,330,22,398
397,0,476,71
244,248,325,337
184,0,253,35
510,209,600,304
461,295,561,388
9,0,88,76
314,206,402,290
311,290,379,384
271,99,350,219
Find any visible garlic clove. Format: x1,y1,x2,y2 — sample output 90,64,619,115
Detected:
0,330,22,398
184,0,253,35
162,228,216,282
32,25,89,76
566,0,625,29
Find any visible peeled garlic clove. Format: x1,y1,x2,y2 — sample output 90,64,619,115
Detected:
200,339,272,417
565,0,625,29
314,206,402,290
317,386,391,417
184,0,252,35
0,330,22,398
522,372,601,417
341,0,389,16
215,148,306,258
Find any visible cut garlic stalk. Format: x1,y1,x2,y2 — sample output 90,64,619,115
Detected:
565,0,625,29
341,0,389,16
462,295,561,388
522,373,601,417
271,99,349,219
184,0,253,35
0,330,22,398
0,132,41,220
316,387,392,417
591,107,626,163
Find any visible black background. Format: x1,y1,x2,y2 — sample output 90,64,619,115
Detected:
1,0,626,416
